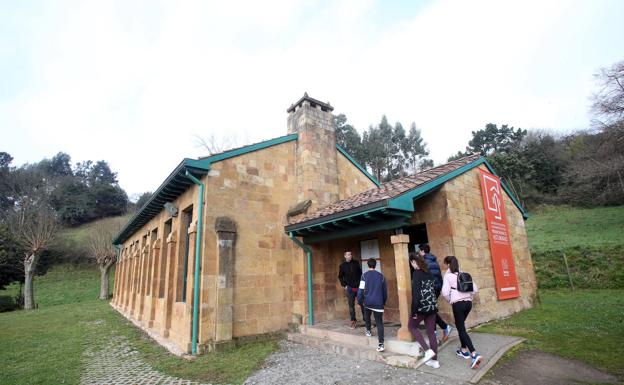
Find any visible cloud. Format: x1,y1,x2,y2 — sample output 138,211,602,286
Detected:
1,0,623,195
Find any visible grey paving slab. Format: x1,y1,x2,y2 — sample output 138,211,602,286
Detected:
418,332,524,383
244,340,468,385
80,335,212,385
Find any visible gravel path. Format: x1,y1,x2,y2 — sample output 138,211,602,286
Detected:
244,340,468,385
80,334,211,385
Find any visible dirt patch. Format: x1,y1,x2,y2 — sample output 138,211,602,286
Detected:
481,349,619,385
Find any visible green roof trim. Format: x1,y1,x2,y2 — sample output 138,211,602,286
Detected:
200,133,298,165
388,157,528,219
113,134,299,245
113,158,210,245
286,156,528,240
336,144,380,187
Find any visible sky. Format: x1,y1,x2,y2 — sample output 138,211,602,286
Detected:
1,0,623,198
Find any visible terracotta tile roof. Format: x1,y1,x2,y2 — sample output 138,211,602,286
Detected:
290,154,482,225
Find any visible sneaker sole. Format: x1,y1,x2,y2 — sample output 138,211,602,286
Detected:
471,356,483,369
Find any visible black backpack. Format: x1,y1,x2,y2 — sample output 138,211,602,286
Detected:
457,272,474,292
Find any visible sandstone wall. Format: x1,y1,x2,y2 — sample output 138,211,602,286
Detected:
443,165,537,327
336,151,377,200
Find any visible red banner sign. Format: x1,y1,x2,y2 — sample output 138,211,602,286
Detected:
478,169,520,300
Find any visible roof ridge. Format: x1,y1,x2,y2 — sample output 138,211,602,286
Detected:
196,133,296,160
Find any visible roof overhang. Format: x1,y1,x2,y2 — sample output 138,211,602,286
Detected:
113,158,211,245
113,134,299,245
285,156,528,244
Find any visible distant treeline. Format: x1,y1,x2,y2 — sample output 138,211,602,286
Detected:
0,152,128,226
337,59,624,208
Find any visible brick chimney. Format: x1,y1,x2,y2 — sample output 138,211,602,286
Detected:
287,93,339,211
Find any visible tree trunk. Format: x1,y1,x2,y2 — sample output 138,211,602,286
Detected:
23,253,37,310
99,266,110,300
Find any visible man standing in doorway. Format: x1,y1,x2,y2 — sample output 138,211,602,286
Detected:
338,251,363,329
420,244,452,342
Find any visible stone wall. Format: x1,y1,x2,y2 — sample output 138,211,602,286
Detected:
443,165,537,327
336,151,377,200
201,141,298,341
112,184,199,352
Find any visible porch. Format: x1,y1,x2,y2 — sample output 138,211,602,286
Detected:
287,319,525,383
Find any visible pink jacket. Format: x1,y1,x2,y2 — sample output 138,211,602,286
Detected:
441,271,478,304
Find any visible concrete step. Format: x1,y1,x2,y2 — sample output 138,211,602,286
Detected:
300,324,452,358
287,332,429,369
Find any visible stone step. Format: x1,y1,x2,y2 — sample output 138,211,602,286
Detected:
301,326,452,358
287,332,428,369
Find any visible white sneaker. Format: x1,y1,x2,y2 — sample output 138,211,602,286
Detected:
425,359,440,369
418,349,435,366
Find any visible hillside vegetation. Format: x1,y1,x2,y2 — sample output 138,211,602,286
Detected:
525,205,624,289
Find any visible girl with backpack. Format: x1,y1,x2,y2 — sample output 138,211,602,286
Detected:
408,253,439,368
441,255,483,369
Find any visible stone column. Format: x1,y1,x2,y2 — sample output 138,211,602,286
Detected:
162,231,178,336
391,234,413,342
149,239,161,327
214,217,237,346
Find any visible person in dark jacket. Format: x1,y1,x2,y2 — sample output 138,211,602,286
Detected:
338,251,364,329
408,252,439,368
419,244,452,342
357,259,388,352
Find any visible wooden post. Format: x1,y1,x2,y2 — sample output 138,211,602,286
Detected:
562,252,575,291
391,234,413,342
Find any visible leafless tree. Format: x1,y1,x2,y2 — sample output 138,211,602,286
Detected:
592,59,624,125
192,133,247,155
86,218,123,300
4,168,58,310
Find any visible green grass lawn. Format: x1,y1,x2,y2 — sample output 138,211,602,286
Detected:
0,265,276,385
477,289,624,379
526,205,624,251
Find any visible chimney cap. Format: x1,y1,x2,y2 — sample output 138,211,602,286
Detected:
287,92,334,113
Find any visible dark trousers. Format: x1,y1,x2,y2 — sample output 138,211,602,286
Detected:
346,287,364,321
434,288,448,330
364,307,384,344
452,300,476,352
408,313,438,359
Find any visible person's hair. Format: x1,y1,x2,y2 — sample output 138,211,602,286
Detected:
367,258,377,269
444,255,459,273
420,244,431,254
409,252,429,273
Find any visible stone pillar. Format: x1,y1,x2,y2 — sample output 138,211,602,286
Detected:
162,230,177,336
137,245,149,321
391,234,413,342
149,239,161,327
214,217,237,346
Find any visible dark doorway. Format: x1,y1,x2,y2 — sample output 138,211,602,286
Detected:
403,223,428,253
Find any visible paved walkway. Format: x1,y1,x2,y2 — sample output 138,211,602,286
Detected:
80,334,210,385
244,340,468,385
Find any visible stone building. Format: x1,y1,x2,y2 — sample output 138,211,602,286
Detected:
111,94,537,355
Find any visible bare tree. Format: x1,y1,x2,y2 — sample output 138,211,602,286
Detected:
592,59,624,124
87,219,123,300
193,133,247,155
4,168,58,310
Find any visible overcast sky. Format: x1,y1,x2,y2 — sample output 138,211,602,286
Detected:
2,0,623,198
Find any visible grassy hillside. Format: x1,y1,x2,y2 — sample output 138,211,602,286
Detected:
526,205,624,251
525,205,624,289
0,265,276,385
